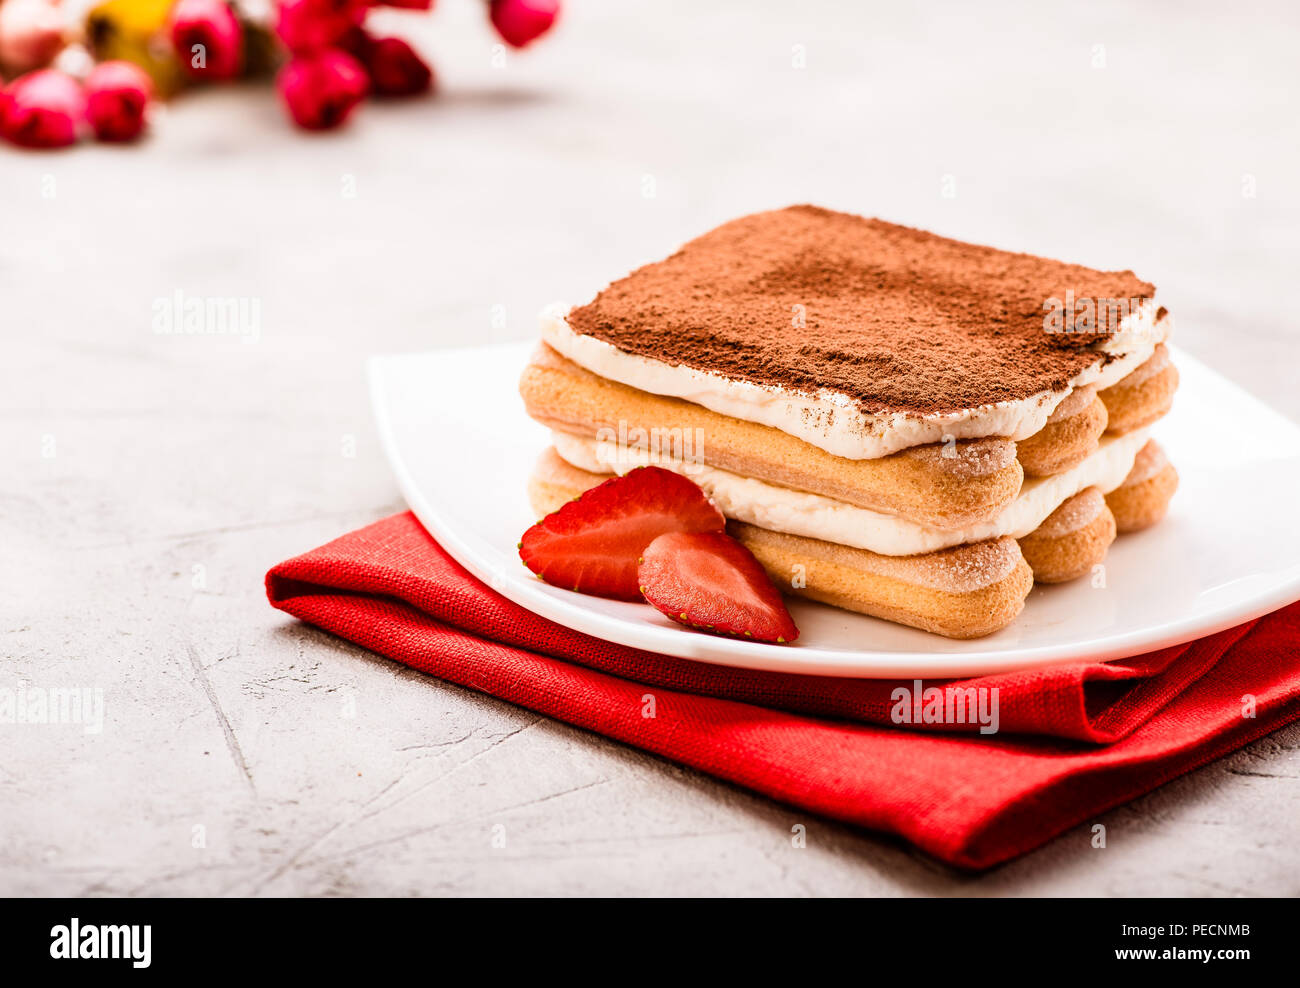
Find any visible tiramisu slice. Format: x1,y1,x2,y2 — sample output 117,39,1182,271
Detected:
519,206,1179,639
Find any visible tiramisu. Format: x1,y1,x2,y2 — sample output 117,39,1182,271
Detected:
519,205,1179,639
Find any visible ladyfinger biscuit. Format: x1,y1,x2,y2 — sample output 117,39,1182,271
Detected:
1015,385,1109,477
553,425,1150,559
527,446,600,518
520,344,1023,531
526,448,1034,639
1104,440,1179,533
731,524,1034,640
1017,487,1116,584
1098,344,1178,435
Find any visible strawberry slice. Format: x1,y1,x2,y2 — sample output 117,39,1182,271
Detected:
637,531,799,644
519,466,725,600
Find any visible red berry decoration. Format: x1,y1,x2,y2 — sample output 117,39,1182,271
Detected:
638,532,799,644
490,0,559,49
0,69,84,149
0,0,66,75
519,466,726,601
277,49,369,130
170,0,244,81
335,24,374,61
363,37,433,97
84,61,153,142
0,0,563,148
275,0,366,54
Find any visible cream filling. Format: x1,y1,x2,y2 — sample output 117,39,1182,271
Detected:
553,427,1151,557
541,301,1167,460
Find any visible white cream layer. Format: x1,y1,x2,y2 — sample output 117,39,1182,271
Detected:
553,428,1151,557
541,301,1167,460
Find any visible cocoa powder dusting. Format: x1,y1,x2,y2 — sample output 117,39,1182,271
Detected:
567,205,1156,415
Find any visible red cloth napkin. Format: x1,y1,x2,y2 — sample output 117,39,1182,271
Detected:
266,512,1300,870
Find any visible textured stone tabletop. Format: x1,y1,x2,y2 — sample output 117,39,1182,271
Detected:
4,0,1299,895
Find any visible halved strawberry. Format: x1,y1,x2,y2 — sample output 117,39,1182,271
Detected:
519,466,725,600
637,531,799,644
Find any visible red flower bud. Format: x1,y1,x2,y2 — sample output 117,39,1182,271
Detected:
362,36,432,97
373,0,433,8
170,0,244,80
0,68,84,148
0,0,66,74
84,60,152,142
489,0,559,49
275,0,366,54
277,48,368,130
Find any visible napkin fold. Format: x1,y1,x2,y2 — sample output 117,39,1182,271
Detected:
266,512,1300,869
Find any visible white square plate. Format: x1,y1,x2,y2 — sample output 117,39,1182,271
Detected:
370,342,1300,678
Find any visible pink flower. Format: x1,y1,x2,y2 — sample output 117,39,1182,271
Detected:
372,0,433,8
275,0,366,54
277,49,368,130
0,68,83,148
84,60,152,142
489,0,559,49
170,0,243,80
362,36,432,97
0,0,65,75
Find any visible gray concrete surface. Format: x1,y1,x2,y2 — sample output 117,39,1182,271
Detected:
3,0,1299,896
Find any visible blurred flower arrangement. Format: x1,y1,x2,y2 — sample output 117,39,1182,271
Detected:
0,0,559,147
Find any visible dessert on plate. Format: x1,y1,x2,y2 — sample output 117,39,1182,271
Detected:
518,205,1179,639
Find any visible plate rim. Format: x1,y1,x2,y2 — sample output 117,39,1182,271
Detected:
369,342,1300,678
